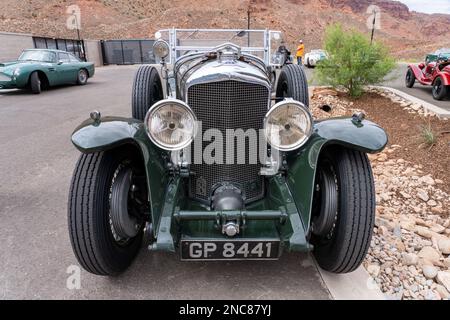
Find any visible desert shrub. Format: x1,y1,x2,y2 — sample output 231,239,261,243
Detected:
316,24,395,97
421,122,437,147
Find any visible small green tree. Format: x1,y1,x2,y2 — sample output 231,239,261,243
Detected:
316,24,395,97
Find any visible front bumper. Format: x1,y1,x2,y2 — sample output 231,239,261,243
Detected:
150,176,312,255
0,76,17,89
0,83,17,89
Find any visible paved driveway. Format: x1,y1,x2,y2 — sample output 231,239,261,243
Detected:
0,65,331,299
383,63,450,111
304,63,450,111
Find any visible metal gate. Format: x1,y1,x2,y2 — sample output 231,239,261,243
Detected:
33,36,86,61
101,40,156,65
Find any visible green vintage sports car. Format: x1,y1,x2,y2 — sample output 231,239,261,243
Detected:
69,29,388,276
0,49,95,94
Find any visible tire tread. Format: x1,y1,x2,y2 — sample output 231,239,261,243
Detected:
132,65,162,120
314,148,375,273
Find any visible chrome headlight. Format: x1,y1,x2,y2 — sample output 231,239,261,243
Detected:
145,99,197,151
13,68,21,77
264,99,313,151
153,39,170,60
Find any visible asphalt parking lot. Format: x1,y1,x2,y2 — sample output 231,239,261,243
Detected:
383,63,450,110
0,65,331,299
304,63,450,111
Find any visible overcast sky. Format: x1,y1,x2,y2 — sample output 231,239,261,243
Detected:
400,0,450,14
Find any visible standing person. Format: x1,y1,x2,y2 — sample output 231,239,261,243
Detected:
296,40,305,65
277,41,292,65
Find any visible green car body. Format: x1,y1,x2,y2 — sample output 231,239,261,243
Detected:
71,116,387,253
0,49,95,90
67,30,389,276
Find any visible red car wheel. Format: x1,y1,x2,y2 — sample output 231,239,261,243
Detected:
432,77,448,100
405,68,415,88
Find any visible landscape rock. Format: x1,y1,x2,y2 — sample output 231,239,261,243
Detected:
430,224,445,234
438,238,450,255
418,175,435,186
427,200,438,207
436,271,450,292
402,253,419,266
415,226,434,239
417,247,441,266
443,258,450,268
313,89,450,300
435,284,450,299
416,189,429,202
367,264,381,277
421,265,438,279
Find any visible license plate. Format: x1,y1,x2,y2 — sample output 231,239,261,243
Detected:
181,240,280,261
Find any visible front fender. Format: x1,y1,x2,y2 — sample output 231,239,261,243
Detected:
71,117,144,153
286,117,387,231
15,71,33,88
437,70,450,85
71,117,169,235
408,64,424,81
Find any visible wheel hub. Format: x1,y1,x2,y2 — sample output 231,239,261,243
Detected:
79,71,87,82
109,166,141,241
311,161,339,237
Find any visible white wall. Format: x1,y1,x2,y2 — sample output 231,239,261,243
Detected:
0,32,34,61
0,32,103,66
85,40,103,66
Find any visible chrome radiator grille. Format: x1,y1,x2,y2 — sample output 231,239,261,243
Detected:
187,80,269,204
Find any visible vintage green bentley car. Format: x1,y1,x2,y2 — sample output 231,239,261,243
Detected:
0,49,94,94
68,29,387,276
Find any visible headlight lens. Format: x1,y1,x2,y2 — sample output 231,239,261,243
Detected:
145,99,197,151
264,100,313,151
13,68,21,77
153,39,170,59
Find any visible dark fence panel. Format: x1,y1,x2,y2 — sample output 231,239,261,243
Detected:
101,40,156,65
33,36,86,61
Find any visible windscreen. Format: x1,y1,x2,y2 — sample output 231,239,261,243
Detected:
156,29,283,66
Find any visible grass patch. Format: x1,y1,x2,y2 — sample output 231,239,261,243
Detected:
421,121,437,147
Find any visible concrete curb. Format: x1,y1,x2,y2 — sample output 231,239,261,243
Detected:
312,256,386,300
371,86,450,118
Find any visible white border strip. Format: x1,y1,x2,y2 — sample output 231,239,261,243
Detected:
371,86,450,118
312,256,386,300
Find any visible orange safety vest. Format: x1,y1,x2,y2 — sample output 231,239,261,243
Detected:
296,44,305,58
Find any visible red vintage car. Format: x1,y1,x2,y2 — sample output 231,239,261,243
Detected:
406,51,450,100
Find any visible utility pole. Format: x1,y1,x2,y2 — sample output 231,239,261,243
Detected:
370,8,376,45
247,6,251,47
72,12,86,61
73,12,81,42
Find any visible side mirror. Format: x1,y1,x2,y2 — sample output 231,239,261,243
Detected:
57,60,63,65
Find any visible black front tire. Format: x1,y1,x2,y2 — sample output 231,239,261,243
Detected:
132,65,164,121
276,64,309,107
312,147,375,274
30,71,42,94
405,68,415,88
68,151,144,276
432,77,448,100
